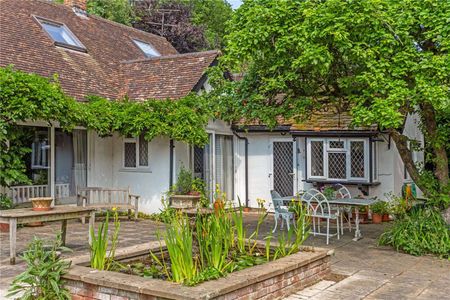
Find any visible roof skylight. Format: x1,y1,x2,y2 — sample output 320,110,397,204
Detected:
36,17,86,51
133,39,160,57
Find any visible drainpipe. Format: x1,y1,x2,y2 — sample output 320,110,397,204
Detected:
233,132,249,208
169,139,174,190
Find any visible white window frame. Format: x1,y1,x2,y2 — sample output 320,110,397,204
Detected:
34,16,86,51
307,137,370,182
132,39,161,57
123,135,149,169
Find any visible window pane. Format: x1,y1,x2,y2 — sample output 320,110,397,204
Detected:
351,141,365,178
310,141,324,176
138,135,148,166
329,141,345,149
328,152,346,179
215,135,233,200
133,39,160,57
42,22,79,46
124,142,136,167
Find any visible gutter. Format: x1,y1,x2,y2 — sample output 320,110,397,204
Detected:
169,139,174,190
233,132,249,208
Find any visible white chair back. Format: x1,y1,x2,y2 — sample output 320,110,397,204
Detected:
301,189,331,217
335,184,351,199
270,190,284,212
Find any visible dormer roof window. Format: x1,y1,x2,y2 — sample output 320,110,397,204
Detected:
133,39,160,57
36,17,86,52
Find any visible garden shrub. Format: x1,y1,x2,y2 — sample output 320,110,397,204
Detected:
379,206,450,258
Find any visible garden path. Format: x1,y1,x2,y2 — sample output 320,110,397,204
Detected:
0,213,448,299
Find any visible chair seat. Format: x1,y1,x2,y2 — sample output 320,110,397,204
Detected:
309,213,338,220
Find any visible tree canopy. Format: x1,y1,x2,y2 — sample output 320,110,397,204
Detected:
85,0,233,52
220,0,449,202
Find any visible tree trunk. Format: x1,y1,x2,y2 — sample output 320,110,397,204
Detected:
389,129,430,196
420,102,449,188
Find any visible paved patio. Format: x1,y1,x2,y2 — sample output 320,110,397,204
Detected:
0,212,449,299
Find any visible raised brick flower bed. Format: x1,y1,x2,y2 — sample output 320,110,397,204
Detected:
63,241,333,300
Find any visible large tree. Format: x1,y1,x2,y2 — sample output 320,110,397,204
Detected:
133,0,208,53
220,0,449,203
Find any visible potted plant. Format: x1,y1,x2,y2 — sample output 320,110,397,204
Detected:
370,201,387,224
169,167,201,209
0,194,14,232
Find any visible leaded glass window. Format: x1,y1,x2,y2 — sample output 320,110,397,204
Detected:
350,141,365,178
310,141,324,176
139,135,148,166
124,142,136,168
123,134,149,169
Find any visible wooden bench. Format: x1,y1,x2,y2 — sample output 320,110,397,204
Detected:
77,187,140,223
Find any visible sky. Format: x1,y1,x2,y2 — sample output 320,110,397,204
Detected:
227,0,242,9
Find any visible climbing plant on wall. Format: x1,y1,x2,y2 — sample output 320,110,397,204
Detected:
0,66,212,187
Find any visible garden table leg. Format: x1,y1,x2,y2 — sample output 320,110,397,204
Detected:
352,207,362,241
61,219,67,246
9,218,17,265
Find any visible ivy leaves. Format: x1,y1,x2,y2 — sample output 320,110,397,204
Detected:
79,95,210,145
0,66,212,186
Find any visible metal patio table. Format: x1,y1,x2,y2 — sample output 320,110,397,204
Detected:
274,196,380,241
0,205,96,264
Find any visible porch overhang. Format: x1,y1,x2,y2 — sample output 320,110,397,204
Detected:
232,125,292,133
291,130,379,137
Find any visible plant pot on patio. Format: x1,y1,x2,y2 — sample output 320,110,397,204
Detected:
382,214,390,222
372,213,383,224
0,223,9,232
170,194,201,209
30,197,53,211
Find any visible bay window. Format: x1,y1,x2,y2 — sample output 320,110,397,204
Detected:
307,138,373,182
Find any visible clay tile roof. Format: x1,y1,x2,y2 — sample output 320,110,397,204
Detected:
120,50,219,100
234,107,377,132
0,0,216,101
290,108,377,132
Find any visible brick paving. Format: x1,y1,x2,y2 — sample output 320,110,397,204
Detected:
0,212,449,299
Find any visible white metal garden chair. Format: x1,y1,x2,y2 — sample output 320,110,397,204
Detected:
335,184,352,234
270,190,295,233
301,189,340,245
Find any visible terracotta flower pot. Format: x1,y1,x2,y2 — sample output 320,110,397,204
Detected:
372,213,383,224
0,223,9,232
243,207,250,213
30,197,53,211
382,214,390,222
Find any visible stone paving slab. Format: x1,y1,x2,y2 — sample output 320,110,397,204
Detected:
1,212,449,300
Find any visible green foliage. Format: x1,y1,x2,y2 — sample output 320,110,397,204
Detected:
90,211,121,270
175,166,194,195
188,0,233,49
0,66,79,187
7,234,72,300
231,197,246,253
87,0,135,25
152,212,197,283
219,0,450,196
196,208,234,272
379,206,450,257
0,194,14,210
1,67,211,187
191,177,210,207
371,201,389,214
